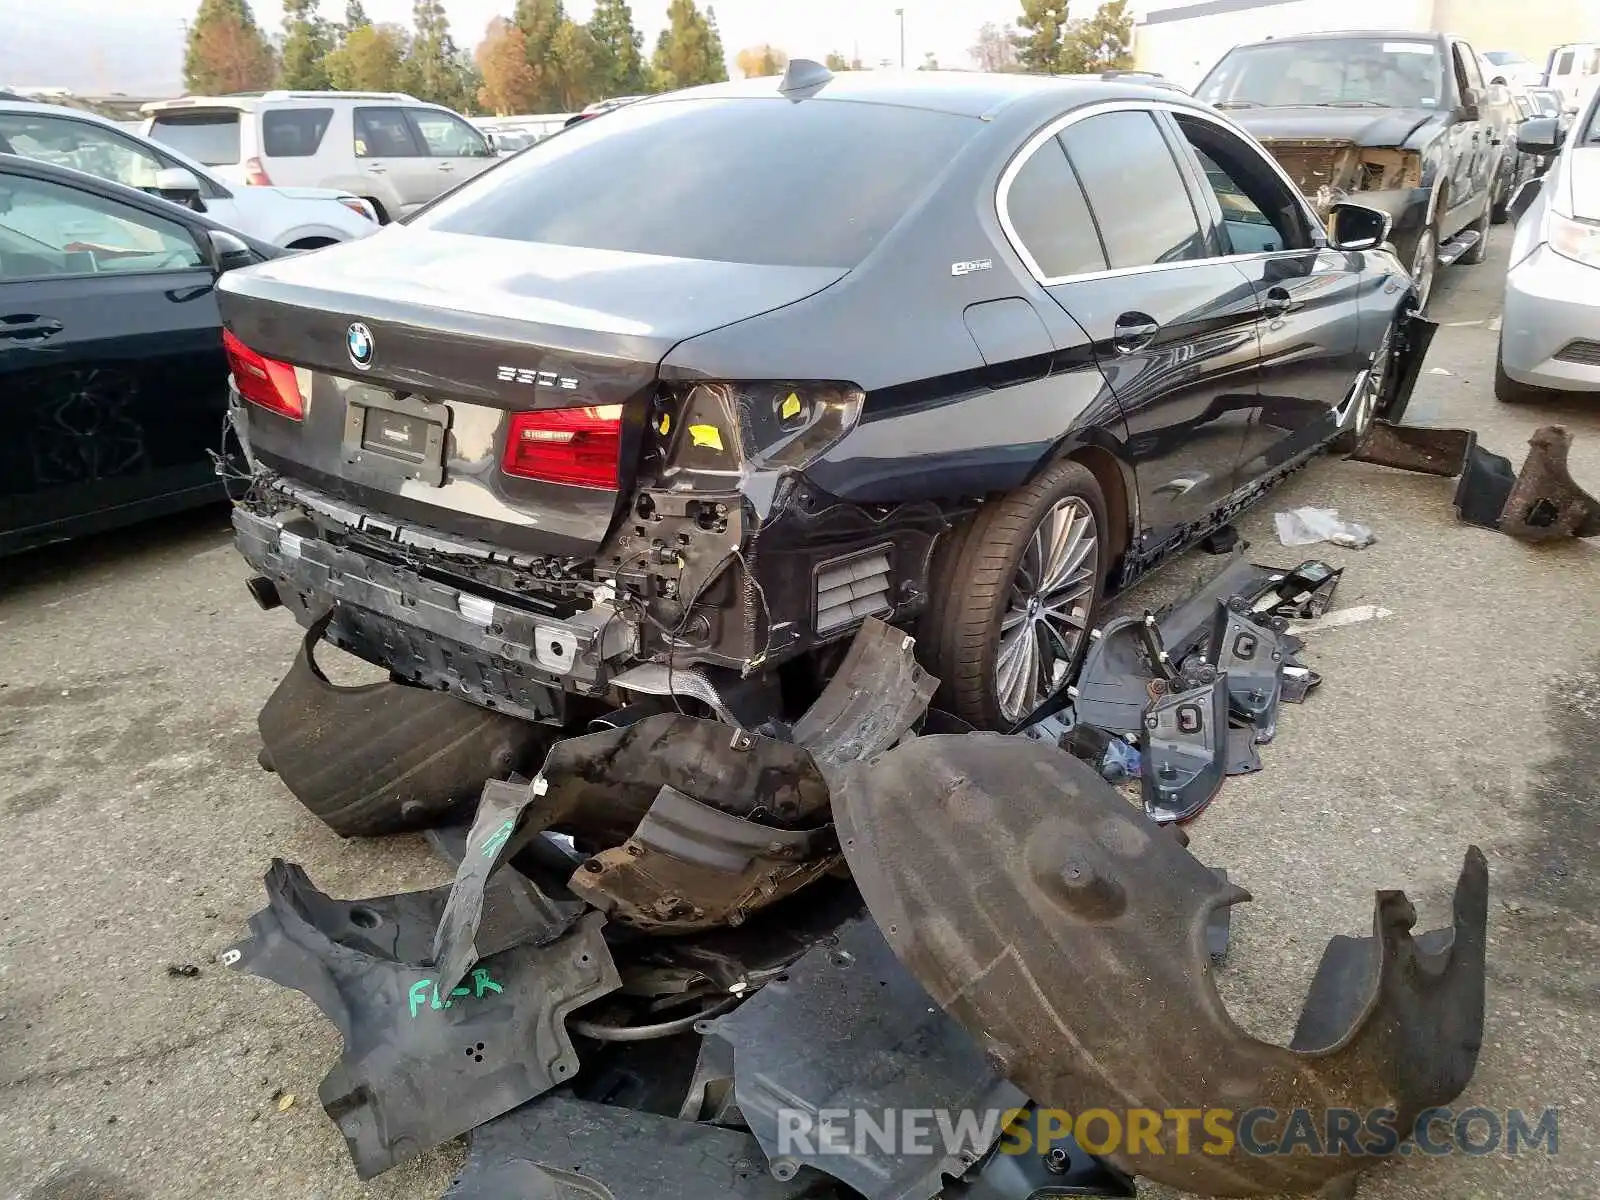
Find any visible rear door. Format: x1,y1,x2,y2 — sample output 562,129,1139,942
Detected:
1447,42,1491,231
404,108,498,201
1165,110,1368,474
1021,107,1261,539
0,170,226,549
353,106,435,215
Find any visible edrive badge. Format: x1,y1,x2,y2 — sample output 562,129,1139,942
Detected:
347,321,374,370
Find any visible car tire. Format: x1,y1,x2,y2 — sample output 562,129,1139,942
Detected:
1331,314,1399,452
1408,223,1438,313
922,459,1108,731
1494,342,1551,404
1491,179,1512,225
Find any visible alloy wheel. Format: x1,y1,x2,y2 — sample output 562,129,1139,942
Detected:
994,497,1099,724
1343,322,1395,440
1410,227,1437,312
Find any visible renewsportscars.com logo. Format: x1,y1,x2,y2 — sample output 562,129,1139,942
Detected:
776,1106,1560,1160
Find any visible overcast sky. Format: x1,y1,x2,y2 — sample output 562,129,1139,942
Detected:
7,0,1028,93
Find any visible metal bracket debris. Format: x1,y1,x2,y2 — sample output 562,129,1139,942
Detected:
1140,676,1229,824
835,734,1488,1197
1455,425,1600,541
705,916,1026,1200
1351,420,1477,476
225,862,621,1179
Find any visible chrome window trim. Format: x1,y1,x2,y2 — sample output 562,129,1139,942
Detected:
995,97,1330,287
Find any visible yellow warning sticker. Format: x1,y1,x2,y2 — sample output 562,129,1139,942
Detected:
780,392,802,420
657,413,671,435
688,423,723,450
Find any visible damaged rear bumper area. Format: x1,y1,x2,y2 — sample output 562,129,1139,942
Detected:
233,470,950,726
225,615,1491,1199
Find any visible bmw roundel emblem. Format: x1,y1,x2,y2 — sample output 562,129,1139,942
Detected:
347,322,374,370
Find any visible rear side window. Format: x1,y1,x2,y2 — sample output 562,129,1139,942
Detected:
1004,139,1107,279
262,108,332,157
355,107,421,157
1556,51,1575,75
147,111,241,165
411,97,980,269
1059,111,1205,270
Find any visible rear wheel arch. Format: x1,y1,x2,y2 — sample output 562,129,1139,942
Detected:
362,195,391,223
1060,443,1131,579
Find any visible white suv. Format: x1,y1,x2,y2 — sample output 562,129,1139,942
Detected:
0,100,376,248
141,91,498,223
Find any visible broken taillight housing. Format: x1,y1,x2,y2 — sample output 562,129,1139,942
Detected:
661,383,864,474
502,405,623,489
223,329,304,420
244,156,274,187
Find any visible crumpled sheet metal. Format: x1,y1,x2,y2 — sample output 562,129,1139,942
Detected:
443,1092,830,1200
434,716,831,991
790,615,938,782
570,783,841,932
834,735,1488,1197
225,861,621,1179
1454,424,1600,541
705,916,1026,1200
257,610,549,836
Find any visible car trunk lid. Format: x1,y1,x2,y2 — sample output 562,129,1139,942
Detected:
218,228,847,558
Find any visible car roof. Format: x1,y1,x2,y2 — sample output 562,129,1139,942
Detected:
0,151,273,250
631,68,1198,120
142,91,424,115
1227,29,1448,50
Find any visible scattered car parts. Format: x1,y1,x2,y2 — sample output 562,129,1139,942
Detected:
256,610,551,836
1455,425,1600,541
834,733,1488,1196
224,861,621,1179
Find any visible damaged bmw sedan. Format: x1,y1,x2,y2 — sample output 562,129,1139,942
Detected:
220,65,1430,789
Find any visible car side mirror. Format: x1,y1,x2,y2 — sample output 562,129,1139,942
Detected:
206,228,259,272
1516,116,1565,155
1327,202,1392,252
154,166,205,211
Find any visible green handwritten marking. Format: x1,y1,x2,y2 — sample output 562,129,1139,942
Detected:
407,969,504,1018
480,819,514,858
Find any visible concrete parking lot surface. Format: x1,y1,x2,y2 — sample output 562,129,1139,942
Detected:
2,229,1597,1199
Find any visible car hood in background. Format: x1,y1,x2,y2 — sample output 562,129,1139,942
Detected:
1566,147,1600,221
1230,105,1437,147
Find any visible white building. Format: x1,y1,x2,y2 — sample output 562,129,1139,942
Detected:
1125,0,1600,89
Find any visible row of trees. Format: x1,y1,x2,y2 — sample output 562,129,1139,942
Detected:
183,0,732,115
972,1,1134,76
182,0,1137,118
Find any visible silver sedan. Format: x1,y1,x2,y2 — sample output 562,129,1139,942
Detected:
1497,85,1600,402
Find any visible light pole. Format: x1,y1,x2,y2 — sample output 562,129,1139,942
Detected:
895,8,905,69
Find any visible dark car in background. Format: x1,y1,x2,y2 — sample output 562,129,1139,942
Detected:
0,155,276,556
218,68,1429,735
1196,30,1501,310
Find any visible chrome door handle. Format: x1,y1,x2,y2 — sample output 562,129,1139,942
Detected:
1262,287,1294,316
438,162,455,172
366,163,386,174
1112,312,1159,354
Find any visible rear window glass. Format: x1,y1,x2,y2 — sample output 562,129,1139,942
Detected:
146,111,241,165
1005,139,1107,279
411,97,980,269
262,108,332,157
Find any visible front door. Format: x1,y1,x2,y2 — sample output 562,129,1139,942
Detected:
404,108,498,204
1040,108,1261,542
0,170,226,549
1164,110,1368,474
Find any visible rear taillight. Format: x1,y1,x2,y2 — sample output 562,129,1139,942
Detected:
502,406,622,489
223,329,304,420
244,156,273,186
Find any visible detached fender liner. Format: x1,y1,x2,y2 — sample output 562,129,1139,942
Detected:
834,735,1488,1197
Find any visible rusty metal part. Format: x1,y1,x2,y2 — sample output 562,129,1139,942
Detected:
1498,425,1600,540
432,716,830,990
834,734,1488,1197
790,615,938,781
1351,421,1477,476
570,784,840,932
257,610,551,837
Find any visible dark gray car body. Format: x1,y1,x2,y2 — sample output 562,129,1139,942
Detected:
219,71,1423,727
